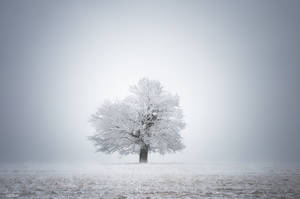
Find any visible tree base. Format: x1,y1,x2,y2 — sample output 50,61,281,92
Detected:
139,146,148,163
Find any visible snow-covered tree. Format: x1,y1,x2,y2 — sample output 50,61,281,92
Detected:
89,78,185,163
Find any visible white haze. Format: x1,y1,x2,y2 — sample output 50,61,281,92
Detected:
0,0,300,164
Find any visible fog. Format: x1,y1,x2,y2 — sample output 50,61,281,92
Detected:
0,0,300,164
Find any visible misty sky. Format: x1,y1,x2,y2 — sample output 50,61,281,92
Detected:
0,0,300,163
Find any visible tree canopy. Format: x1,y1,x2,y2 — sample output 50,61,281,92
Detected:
89,78,185,161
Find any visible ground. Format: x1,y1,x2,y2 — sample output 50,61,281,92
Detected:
0,163,300,198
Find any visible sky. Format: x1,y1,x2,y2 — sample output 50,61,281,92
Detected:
0,0,300,164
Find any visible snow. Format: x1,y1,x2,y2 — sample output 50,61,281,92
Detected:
1,163,300,198
90,78,185,156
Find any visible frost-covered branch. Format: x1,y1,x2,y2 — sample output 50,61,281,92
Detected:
90,78,185,157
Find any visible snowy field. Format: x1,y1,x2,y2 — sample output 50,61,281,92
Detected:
0,163,300,199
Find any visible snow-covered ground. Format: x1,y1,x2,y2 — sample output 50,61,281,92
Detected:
0,163,300,198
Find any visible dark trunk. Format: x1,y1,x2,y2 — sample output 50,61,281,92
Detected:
139,145,148,163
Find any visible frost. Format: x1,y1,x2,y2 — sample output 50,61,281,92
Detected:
89,78,185,161
0,163,300,198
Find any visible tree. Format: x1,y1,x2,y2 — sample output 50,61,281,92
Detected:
89,78,185,163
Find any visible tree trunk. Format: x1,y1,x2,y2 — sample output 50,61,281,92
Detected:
139,145,148,163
